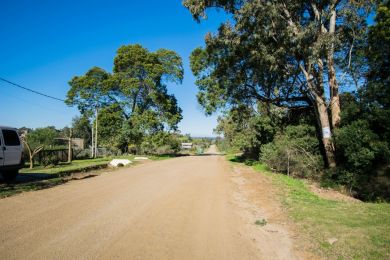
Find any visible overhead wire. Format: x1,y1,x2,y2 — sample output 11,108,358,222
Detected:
0,77,66,102
0,83,71,115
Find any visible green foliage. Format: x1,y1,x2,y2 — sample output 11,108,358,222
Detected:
66,44,184,153
260,124,323,178
185,0,374,112
215,137,231,153
214,105,279,158
363,0,390,141
254,219,267,226
97,103,123,148
335,120,389,171
41,154,60,167
111,44,183,129
71,115,91,146
185,0,375,168
191,137,212,151
367,1,390,85
186,1,389,201
326,3,390,200
140,132,181,155
66,67,110,115
26,126,60,149
330,120,390,200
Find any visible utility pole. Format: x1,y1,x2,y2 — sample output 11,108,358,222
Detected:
91,121,94,158
95,107,98,158
67,128,73,163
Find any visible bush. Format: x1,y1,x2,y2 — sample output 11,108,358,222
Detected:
74,149,91,159
335,120,389,172
330,120,390,200
140,132,181,155
41,154,60,167
260,124,323,178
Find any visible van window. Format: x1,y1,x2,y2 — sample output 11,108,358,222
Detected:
2,130,20,146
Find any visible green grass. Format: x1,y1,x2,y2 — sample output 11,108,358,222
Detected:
255,219,267,226
19,154,172,176
1,154,175,199
0,178,69,198
229,155,390,259
20,158,112,176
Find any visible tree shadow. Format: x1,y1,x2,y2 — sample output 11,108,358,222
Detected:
0,172,98,198
0,173,57,185
228,155,257,166
194,153,224,156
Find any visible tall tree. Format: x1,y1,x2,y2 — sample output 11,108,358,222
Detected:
66,67,111,115
66,44,184,152
71,115,92,147
184,0,374,167
365,0,390,108
110,44,183,128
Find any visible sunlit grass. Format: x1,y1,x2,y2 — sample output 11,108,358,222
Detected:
229,155,390,259
1,154,174,198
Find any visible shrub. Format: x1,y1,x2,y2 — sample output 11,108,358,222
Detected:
41,154,60,167
330,120,390,200
140,132,181,155
335,120,389,172
260,124,323,178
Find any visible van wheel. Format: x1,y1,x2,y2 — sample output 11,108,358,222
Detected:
1,170,19,181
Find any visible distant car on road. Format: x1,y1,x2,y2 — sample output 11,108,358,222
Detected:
0,126,24,181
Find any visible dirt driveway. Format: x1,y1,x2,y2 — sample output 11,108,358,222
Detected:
0,147,300,259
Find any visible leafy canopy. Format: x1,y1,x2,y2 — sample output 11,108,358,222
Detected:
185,0,374,113
66,44,184,131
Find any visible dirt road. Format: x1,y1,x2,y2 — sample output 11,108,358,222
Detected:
0,147,299,259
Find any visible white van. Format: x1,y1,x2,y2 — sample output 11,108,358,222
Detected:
0,126,24,181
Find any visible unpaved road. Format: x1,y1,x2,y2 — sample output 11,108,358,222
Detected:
0,147,299,259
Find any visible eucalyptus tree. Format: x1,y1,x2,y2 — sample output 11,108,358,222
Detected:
66,44,184,152
66,67,110,156
184,0,374,167
109,44,183,129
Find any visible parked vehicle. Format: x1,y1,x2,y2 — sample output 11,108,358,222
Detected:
0,126,24,181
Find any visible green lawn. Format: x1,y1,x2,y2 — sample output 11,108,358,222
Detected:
19,155,173,176
1,155,174,199
0,178,68,198
229,155,390,259
20,157,113,176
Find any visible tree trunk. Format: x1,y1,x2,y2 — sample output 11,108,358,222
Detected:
24,142,34,169
300,62,337,168
67,129,73,163
315,96,337,168
91,122,94,158
29,155,34,169
95,108,98,158
327,6,341,128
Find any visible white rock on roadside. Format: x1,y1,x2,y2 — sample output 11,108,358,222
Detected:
134,157,149,160
327,238,338,245
109,159,132,167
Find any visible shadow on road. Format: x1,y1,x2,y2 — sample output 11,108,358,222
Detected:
0,172,98,198
0,173,56,185
194,153,225,156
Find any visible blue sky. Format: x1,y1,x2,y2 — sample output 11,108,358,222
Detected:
0,0,227,137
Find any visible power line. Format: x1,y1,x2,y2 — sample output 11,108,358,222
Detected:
0,77,66,102
0,87,71,115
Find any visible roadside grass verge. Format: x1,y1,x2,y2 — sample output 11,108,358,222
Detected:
0,178,69,198
19,154,174,176
228,155,390,259
1,154,175,199
20,158,112,176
